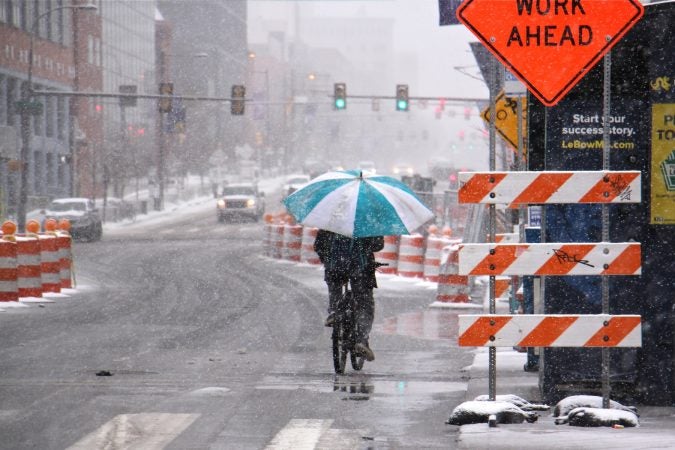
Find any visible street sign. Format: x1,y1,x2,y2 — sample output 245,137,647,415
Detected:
158,82,173,113
457,0,644,106
480,90,526,150
503,68,526,96
119,85,138,107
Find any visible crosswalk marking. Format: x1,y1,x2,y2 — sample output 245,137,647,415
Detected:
265,419,333,450
66,413,199,450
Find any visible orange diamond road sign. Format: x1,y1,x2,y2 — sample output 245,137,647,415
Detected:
481,90,527,151
457,0,644,106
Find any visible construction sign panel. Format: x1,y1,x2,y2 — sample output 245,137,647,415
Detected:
458,242,641,276
481,91,526,150
457,0,644,106
458,314,642,347
458,171,641,205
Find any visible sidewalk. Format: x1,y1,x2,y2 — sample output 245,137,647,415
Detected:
455,298,675,449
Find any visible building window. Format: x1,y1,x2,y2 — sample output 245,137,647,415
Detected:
56,96,65,140
45,92,54,137
31,85,43,136
0,75,5,125
12,0,22,28
0,1,7,23
87,35,94,64
56,0,64,44
6,77,17,126
44,0,52,40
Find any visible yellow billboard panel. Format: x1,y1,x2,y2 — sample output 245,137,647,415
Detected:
650,103,675,225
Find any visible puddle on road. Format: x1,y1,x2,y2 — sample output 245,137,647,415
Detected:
256,374,466,404
375,309,460,340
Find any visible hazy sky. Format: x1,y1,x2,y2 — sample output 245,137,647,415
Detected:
247,0,488,99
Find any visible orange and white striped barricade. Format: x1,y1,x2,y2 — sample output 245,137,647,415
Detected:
458,315,642,348
282,224,302,262
435,243,470,304
494,275,511,298
397,234,425,278
0,239,18,302
375,235,399,274
458,242,641,277
37,233,61,293
263,223,273,256
495,232,518,243
300,227,320,265
423,235,455,282
15,235,42,298
55,231,73,289
458,171,641,207
271,223,284,259
457,167,644,397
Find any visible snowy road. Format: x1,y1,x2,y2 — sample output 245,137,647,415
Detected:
0,198,473,449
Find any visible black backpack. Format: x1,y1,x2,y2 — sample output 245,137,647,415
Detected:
324,233,354,277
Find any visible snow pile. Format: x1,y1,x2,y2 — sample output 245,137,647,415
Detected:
446,400,539,425
474,394,550,412
553,395,639,427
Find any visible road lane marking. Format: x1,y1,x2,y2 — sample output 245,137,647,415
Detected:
265,419,333,449
66,413,199,450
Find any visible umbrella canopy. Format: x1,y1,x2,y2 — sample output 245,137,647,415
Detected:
282,170,435,237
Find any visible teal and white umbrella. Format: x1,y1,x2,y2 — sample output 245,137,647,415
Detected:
283,170,435,238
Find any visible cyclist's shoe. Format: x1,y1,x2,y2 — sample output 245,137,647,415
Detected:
324,313,335,327
355,343,375,361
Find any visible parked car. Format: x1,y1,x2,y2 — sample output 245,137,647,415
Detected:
282,174,311,197
43,197,102,241
217,183,265,222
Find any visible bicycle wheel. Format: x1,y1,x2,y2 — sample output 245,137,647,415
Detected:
350,319,364,370
332,323,347,374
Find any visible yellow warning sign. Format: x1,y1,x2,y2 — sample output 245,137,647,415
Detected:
481,91,527,151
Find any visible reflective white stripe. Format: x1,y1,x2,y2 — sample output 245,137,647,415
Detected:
0,257,16,269
301,182,359,237
266,419,333,450
18,278,41,288
66,413,199,450
0,281,18,290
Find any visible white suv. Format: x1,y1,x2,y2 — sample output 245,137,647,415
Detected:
217,183,265,222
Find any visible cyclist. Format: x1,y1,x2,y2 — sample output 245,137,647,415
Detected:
314,229,384,361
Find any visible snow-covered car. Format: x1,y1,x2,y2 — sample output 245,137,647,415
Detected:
217,183,265,222
43,197,102,242
282,174,311,197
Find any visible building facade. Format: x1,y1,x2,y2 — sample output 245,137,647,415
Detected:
0,0,101,219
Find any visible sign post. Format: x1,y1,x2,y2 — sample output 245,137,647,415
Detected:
456,0,647,408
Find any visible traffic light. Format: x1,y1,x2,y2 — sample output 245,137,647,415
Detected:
231,85,246,115
158,82,173,113
334,83,346,110
396,84,409,111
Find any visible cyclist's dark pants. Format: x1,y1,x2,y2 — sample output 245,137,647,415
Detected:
326,278,375,345
327,281,344,314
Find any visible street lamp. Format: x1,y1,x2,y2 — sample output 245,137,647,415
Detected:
17,1,97,232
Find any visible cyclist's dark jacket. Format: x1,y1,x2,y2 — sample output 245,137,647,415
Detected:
314,229,384,288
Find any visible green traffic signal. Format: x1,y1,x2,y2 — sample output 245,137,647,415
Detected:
334,83,347,110
396,84,409,111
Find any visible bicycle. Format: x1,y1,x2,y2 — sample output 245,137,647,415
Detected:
332,262,388,375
